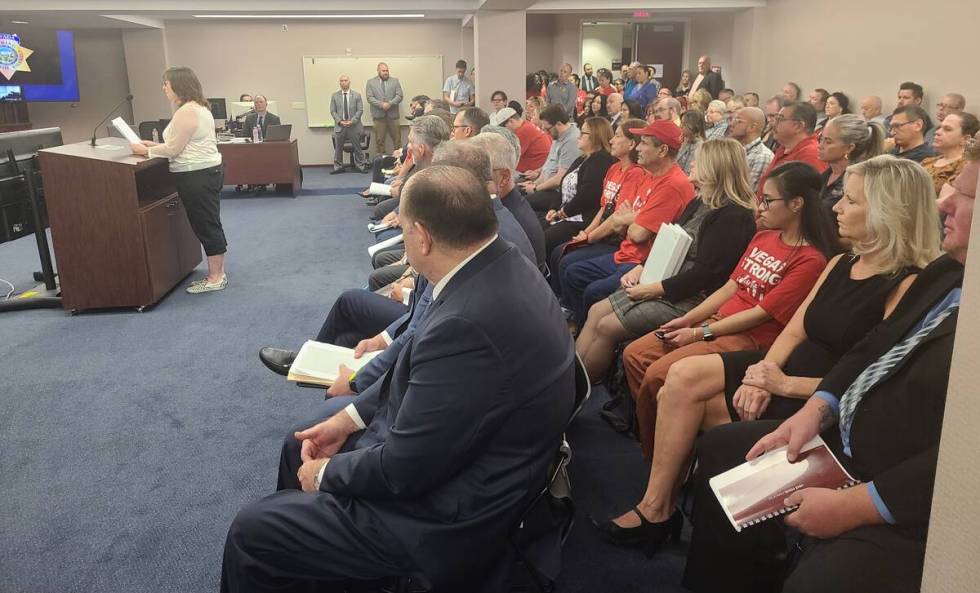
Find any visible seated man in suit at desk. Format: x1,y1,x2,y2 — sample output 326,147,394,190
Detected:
242,95,280,141
330,74,368,174
221,165,576,593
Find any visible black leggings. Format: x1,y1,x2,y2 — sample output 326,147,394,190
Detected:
174,164,226,256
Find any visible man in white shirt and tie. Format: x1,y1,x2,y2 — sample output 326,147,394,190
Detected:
330,74,367,173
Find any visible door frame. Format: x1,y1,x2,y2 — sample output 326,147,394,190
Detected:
577,17,691,81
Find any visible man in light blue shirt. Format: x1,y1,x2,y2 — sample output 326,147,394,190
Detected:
442,59,475,115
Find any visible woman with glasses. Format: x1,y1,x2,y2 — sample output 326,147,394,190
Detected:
921,111,980,195
817,114,885,214
704,100,729,140
591,157,939,558
542,117,617,255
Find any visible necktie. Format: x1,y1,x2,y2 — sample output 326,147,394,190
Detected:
381,78,387,97
837,295,960,454
343,92,349,120
258,115,264,129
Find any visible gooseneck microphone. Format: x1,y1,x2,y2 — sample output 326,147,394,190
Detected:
90,94,135,147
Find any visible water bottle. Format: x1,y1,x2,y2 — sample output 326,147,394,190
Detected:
152,128,160,143
252,125,261,143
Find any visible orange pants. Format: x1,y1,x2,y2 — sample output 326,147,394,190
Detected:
623,330,758,457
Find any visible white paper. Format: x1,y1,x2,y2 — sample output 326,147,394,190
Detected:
367,221,392,233
291,341,381,382
111,117,142,145
368,182,393,197
367,233,403,258
639,223,692,285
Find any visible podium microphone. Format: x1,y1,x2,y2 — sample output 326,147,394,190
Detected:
90,94,135,147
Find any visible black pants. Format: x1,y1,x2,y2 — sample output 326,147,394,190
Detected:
220,418,418,593
370,155,399,184
683,421,928,593
544,220,588,261
316,288,407,347
525,189,562,216
174,164,227,256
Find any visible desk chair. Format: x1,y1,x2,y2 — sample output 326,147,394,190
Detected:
331,133,371,170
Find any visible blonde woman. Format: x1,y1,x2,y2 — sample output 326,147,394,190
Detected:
576,138,757,381
525,96,546,130
132,66,227,293
688,88,712,113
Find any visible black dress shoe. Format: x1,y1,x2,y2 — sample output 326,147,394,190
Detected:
259,347,297,376
589,507,683,558
330,166,346,175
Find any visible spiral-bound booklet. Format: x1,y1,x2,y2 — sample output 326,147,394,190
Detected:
710,435,858,533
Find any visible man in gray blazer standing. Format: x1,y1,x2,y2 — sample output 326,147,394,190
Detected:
330,74,367,174
365,62,404,156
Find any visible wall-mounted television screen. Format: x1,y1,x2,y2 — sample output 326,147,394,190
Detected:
0,29,79,102
0,85,24,102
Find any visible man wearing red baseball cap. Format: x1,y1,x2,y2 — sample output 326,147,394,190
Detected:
560,119,695,326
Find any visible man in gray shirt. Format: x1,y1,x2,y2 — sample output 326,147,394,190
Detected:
518,103,581,213
546,64,578,119
442,59,475,115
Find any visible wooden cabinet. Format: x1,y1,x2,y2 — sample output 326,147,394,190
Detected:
39,138,202,312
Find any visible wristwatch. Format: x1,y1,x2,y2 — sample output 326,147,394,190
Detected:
701,323,716,342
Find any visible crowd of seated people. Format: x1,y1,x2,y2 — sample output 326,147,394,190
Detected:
231,63,979,593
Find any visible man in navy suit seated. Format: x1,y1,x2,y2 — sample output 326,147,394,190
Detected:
221,165,576,592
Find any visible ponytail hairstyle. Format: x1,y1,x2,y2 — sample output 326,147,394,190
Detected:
766,161,843,260
826,114,885,163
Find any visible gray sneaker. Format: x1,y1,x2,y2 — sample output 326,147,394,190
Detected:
186,275,227,294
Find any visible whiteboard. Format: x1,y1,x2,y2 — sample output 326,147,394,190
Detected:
302,55,444,128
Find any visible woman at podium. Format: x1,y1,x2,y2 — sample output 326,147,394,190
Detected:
131,66,228,294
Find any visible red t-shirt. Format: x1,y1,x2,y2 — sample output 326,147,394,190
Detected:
514,120,553,172
755,135,827,200
599,162,649,208
717,230,828,347
615,164,695,264
596,85,615,97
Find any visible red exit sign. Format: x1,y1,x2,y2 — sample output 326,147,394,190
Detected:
633,10,651,18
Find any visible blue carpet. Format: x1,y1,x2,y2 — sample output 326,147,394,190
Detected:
0,168,687,592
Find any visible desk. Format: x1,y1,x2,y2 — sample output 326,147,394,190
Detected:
39,138,202,312
217,139,302,197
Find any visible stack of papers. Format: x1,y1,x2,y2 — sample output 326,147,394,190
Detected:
368,234,404,257
368,182,393,197
639,223,693,285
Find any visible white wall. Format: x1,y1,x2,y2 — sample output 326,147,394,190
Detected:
158,19,470,165
582,24,623,73
730,0,980,113
28,30,134,144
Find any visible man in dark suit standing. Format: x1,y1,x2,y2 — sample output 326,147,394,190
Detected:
682,154,978,593
241,95,280,141
329,74,367,174
365,62,404,156
221,165,576,592
686,55,723,100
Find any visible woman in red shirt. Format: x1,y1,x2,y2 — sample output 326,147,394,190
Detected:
590,161,842,554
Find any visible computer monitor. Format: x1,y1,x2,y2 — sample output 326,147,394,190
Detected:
0,85,24,102
0,127,64,161
208,98,227,120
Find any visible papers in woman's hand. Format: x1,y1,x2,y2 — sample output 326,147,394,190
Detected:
639,223,693,285
111,117,142,145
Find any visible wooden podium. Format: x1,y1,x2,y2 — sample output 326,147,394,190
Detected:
38,138,202,312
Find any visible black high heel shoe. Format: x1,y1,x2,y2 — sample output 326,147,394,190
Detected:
589,507,683,558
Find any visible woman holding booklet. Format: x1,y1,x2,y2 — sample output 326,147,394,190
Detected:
576,138,758,381
131,66,227,294
590,156,940,560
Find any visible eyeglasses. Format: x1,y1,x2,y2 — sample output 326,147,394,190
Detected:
758,197,786,211
889,120,919,131
772,114,802,125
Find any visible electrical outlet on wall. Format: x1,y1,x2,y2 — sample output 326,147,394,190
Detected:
282,24,288,31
